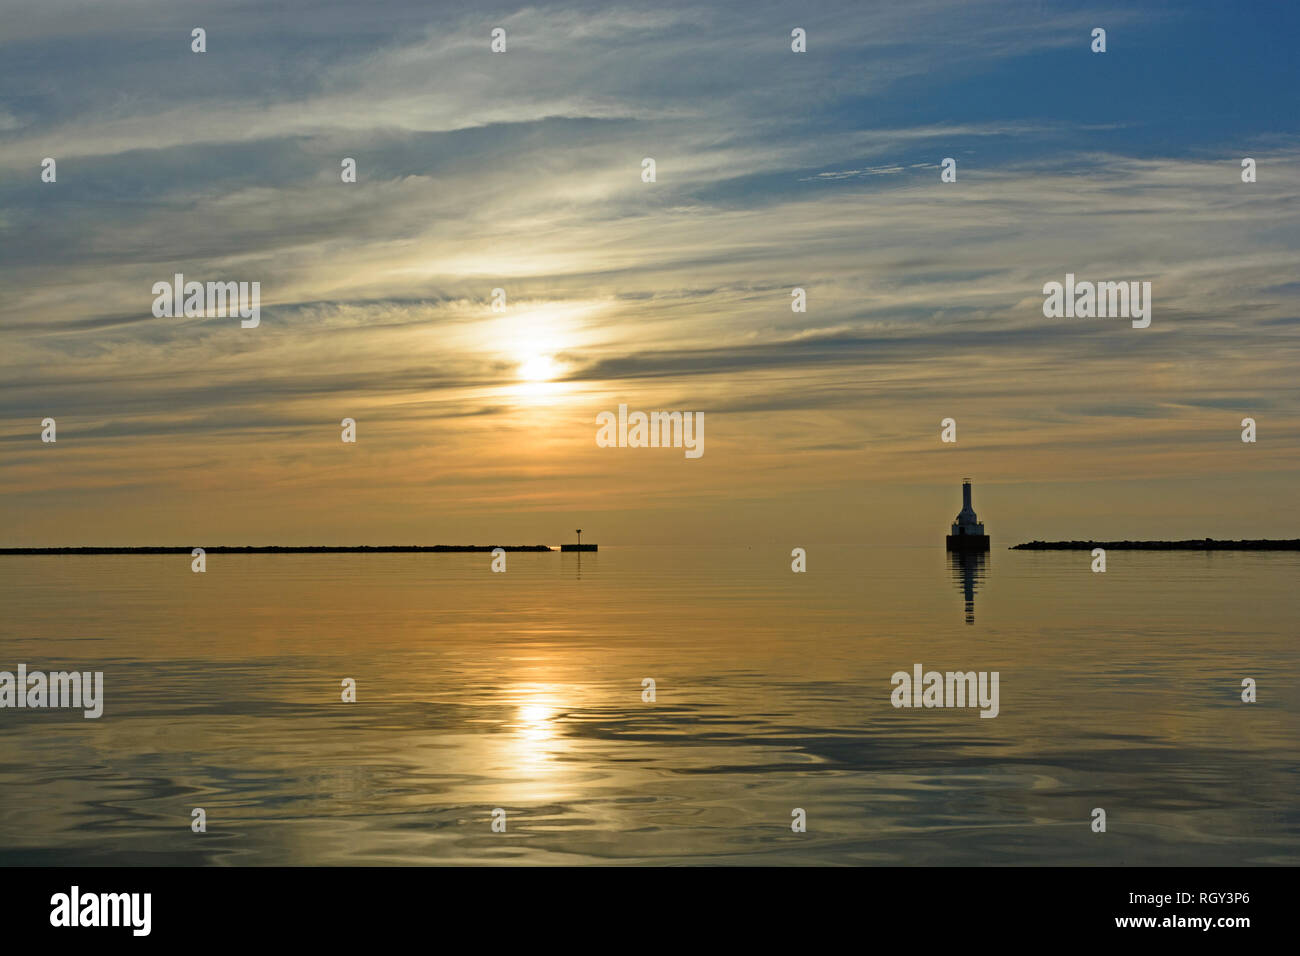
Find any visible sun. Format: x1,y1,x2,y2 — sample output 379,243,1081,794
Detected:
518,353,560,382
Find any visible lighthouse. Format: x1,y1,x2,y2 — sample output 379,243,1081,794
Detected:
946,479,990,551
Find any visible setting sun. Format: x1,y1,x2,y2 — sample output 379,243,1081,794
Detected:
518,353,560,382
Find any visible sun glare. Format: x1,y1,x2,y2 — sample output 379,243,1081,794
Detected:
518,353,559,382
472,300,602,403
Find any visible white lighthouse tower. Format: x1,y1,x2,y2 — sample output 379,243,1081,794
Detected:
946,479,990,551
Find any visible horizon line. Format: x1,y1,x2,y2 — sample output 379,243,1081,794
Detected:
0,545,565,555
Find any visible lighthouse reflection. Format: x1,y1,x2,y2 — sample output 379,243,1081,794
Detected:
947,550,988,625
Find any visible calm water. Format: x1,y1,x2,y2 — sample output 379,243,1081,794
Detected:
0,546,1296,865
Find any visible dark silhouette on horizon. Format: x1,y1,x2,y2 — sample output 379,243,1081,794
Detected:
0,545,556,555
946,479,990,551
561,528,598,552
1012,539,1300,551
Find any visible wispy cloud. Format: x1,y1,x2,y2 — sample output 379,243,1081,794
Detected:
1,0,1297,543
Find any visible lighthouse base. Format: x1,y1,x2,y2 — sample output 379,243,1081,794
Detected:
946,535,989,552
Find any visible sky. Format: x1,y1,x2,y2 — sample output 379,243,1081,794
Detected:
0,0,1297,546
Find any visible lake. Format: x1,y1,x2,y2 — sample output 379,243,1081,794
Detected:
0,546,1295,865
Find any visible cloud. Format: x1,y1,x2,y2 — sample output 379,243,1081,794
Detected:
0,0,1296,542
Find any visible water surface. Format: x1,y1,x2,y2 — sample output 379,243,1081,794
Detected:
0,546,1295,865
